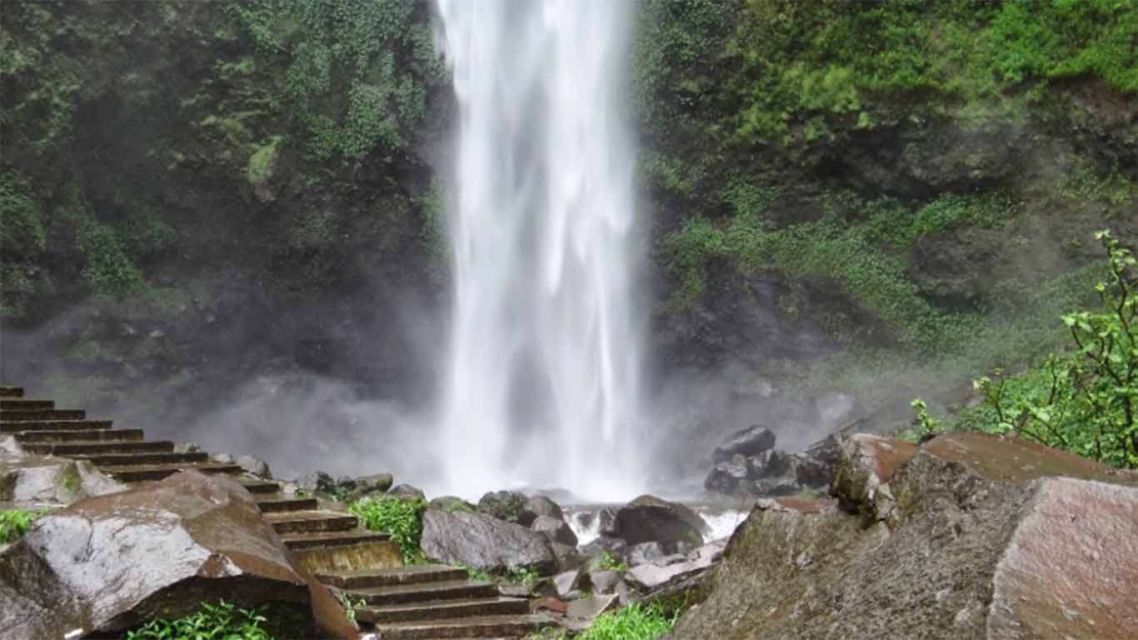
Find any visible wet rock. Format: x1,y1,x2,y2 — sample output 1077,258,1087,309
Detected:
580,535,627,558
795,434,841,488
830,433,918,522
749,449,804,496
477,490,528,523
519,495,563,526
566,594,621,632
712,425,777,463
428,495,474,513
704,455,749,494
553,569,588,598
0,471,352,639
297,471,336,495
612,495,709,552
625,541,666,567
596,506,619,537
671,433,1138,639
236,454,271,479
551,542,585,572
420,509,555,574
531,514,578,546
344,473,393,501
0,456,124,505
386,484,425,501
587,570,622,595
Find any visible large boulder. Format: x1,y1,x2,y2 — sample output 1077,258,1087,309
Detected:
712,425,777,462
531,515,577,546
519,495,563,526
0,470,356,639
830,433,919,523
477,490,528,523
420,509,556,574
0,455,124,505
671,432,1138,639
612,496,709,552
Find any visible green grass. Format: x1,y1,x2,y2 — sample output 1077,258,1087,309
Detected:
0,509,41,543
595,550,629,573
579,603,677,640
348,496,427,563
124,601,272,640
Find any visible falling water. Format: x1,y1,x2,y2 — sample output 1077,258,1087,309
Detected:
433,1,644,500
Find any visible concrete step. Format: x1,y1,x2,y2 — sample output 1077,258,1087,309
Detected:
265,510,359,534
241,479,283,495
255,495,319,513
21,440,174,456
279,529,391,551
81,451,210,466
0,386,23,398
0,399,53,410
348,579,498,607
0,409,85,422
2,420,113,434
358,597,530,625
102,462,242,483
13,428,143,444
319,564,468,590
373,614,548,639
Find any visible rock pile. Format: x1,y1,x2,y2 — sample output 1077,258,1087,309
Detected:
704,425,839,497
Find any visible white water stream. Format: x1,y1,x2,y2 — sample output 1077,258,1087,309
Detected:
433,1,644,500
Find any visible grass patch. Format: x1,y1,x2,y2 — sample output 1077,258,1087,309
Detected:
124,601,273,640
0,509,41,543
348,496,427,563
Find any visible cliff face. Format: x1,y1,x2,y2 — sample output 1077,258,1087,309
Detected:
1,0,1136,444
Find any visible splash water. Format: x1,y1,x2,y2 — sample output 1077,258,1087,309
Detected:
433,1,644,500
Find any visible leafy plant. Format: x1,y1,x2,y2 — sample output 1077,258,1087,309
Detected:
932,231,1138,468
503,566,540,585
0,509,41,543
463,565,492,582
576,603,677,640
335,591,366,626
124,601,272,640
348,496,427,563
596,551,629,573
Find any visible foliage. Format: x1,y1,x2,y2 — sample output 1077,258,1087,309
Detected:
0,171,45,256
936,232,1138,468
503,566,540,585
577,603,677,640
348,496,427,563
464,566,492,582
0,509,41,544
124,601,272,640
335,591,366,626
596,550,629,573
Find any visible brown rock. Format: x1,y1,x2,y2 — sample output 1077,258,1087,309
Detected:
830,433,918,522
0,470,355,639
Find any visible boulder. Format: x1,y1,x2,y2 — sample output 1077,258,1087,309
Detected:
795,433,841,488
386,484,425,501
553,569,588,598
748,449,804,496
236,454,271,478
612,495,709,552
596,506,619,537
428,495,475,513
477,490,528,523
712,425,776,463
704,455,749,494
0,456,124,505
587,569,622,595
345,473,393,501
531,514,577,546
625,541,666,567
671,432,1138,639
551,542,585,572
420,509,556,574
830,433,919,523
297,471,336,495
580,535,627,558
0,471,355,639
519,495,563,526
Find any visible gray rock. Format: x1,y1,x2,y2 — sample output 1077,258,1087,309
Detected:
0,456,124,505
551,542,585,572
386,483,425,501
597,506,619,537
346,473,393,500
566,594,621,632
588,569,622,595
712,425,776,463
296,471,336,495
613,495,709,552
553,569,587,598
420,509,556,574
531,514,578,546
519,495,563,526
581,535,628,559
428,495,475,513
625,541,666,566
704,455,749,494
235,454,271,478
0,471,352,639
477,490,528,523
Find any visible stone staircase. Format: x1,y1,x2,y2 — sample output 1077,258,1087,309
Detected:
0,385,549,638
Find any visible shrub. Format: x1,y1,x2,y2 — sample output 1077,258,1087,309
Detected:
348,496,427,563
0,509,40,543
124,601,271,640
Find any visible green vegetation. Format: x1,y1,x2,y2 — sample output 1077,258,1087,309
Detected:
503,566,540,585
124,601,271,640
464,565,492,582
578,603,677,640
914,232,1138,468
348,496,427,563
0,509,41,544
595,550,629,573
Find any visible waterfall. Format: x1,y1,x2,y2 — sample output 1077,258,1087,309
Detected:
433,0,644,500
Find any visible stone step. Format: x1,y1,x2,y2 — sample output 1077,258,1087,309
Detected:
358,597,531,625
2,419,113,433
13,428,143,444
319,564,469,590
372,614,548,639
348,579,498,607
81,451,210,467
279,529,391,551
241,479,283,495
0,399,53,410
20,440,174,456
0,386,23,398
265,510,359,534
102,462,242,483
0,409,85,422
255,495,319,513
